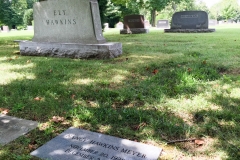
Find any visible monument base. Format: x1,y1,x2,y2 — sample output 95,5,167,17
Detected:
120,28,149,34
18,41,122,59
164,28,216,33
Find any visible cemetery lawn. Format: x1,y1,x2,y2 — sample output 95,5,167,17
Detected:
0,25,240,160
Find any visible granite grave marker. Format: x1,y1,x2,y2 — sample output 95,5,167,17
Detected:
120,15,149,34
0,114,38,145
157,20,169,29
31,127,162,160
18,0,122,59
164,11,215,33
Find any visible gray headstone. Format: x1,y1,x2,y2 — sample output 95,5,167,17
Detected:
32,0,105,44
31,127,162,160
0,114,38,145
18,0,122,59
156,20,169,29
164,11,215,33
171,11,208,29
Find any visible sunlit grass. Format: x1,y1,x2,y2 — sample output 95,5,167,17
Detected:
0,25,240,160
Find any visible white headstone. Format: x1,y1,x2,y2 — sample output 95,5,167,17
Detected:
18,0,122,59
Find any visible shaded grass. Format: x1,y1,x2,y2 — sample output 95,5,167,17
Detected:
0,26,240,159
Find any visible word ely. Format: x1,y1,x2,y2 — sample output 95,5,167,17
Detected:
45,10,76,25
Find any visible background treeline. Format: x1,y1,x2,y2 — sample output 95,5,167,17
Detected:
0,0,240,30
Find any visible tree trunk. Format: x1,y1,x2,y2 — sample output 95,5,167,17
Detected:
151,9,156,27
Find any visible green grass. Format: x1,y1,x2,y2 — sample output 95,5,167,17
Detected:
0,25,240,160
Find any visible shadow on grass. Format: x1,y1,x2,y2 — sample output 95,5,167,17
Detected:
192,93,240,160
0,32,239,159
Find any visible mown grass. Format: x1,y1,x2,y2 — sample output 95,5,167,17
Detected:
0,25,240,160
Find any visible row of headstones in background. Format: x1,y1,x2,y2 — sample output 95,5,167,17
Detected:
120,15,149,34
17,0,122,59
164,11,215,33
116,17,219,31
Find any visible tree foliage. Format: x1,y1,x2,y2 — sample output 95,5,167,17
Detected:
0,0,28,28
209,0,240,21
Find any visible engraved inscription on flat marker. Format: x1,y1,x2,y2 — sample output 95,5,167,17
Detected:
0,114,38,145
31,127,162,160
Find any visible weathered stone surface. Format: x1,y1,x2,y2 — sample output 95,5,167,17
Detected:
32,0,105,44
0,114,38,145
18,0,122,59
31,127,162,160
20,41,122,59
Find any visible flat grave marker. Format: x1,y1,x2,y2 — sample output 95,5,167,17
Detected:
31,127,162,160
0,114,38,145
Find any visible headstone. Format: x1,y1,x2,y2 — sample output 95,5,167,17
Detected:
120,15,149,34
0,114,38,145
227,19,233,24
156,20,169,29
2,26,9,32
18,0,122,59
116,22,123,29
144,20,151,29
218,20,223,24
164,11,215,33
103,23,109,31
31,127,162,160
27,25,34,30
209,19,218,26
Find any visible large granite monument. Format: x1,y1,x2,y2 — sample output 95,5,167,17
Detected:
120,15,149,34
18,0,122,59
164,11,215,33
